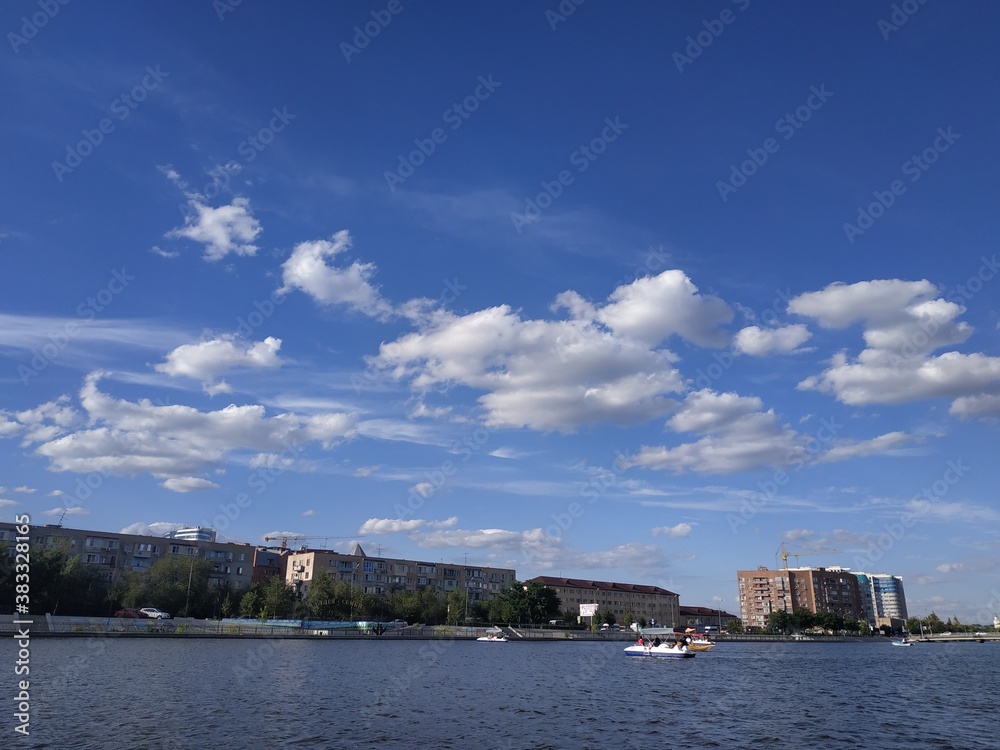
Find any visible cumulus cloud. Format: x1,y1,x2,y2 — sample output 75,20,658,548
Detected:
594,270,733,347
790,279,1000,410
625,390,804,474
156,335,283,394
166,197,262,261
734,324,811,356
278,230,395,320
652,522,693,538
161,477,220,492
22,372,356,492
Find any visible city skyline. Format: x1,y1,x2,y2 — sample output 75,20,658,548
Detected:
2,2,999,622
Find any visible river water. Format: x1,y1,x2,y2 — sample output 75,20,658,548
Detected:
4,637,996,749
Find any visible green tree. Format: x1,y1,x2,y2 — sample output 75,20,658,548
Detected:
448,587,471,624
258,573,298,619
306,569,341,620
239,587,261,618
145,556,214,617
767,609,789,633
726,618,744,634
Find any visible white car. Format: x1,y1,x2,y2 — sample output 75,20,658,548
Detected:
140,608,172,619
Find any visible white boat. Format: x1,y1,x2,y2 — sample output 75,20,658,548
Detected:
891,639,912,647
639,627,715,652
624,642,695,659
477,628,508,642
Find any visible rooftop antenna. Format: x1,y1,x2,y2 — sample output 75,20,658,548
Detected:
56,508,67,528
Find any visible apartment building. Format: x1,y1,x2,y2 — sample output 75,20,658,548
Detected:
738,565,866,628
284,543,515,604
528,576,680,627
0,521,253,591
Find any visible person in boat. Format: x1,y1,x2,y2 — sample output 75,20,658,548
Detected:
652,637,662,647
637,637,644,646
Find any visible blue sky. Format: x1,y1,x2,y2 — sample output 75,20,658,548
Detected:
2,1,999,622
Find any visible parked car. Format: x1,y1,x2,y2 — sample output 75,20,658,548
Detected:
388,619,408,627
140,608,172,620
114,608,150,618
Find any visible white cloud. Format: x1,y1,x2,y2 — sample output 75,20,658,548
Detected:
734,325,811,356
120,521,188,537
372,301,685,433
625,390,803,474
594,271,733,347
906,500,1000,523
815,432,914,463
789,279,937,328
790,279,1000,409
149,246,179,259
0,499,16,508
301,509,315,516
411,482,434,498
14,486,36,493
161,477,220,492
652,522,693,538
278,230,395,320
156,335,283,393
359,517,429,534
43,506,89,516
166,197,261,261
950,393,1000,419
24,372,356,492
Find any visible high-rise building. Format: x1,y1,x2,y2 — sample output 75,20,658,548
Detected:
737,565,864,628
855,572,907,625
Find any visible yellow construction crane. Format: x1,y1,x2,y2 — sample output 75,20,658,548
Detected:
776,542,842,570
263,534,363,550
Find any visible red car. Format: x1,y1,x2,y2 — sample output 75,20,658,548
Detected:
113,608,150,618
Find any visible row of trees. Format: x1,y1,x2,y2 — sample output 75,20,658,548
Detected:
905,612,995,634
0,546,563,626
765,607,866,635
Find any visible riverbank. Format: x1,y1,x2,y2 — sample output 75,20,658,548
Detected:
1,614,946,642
